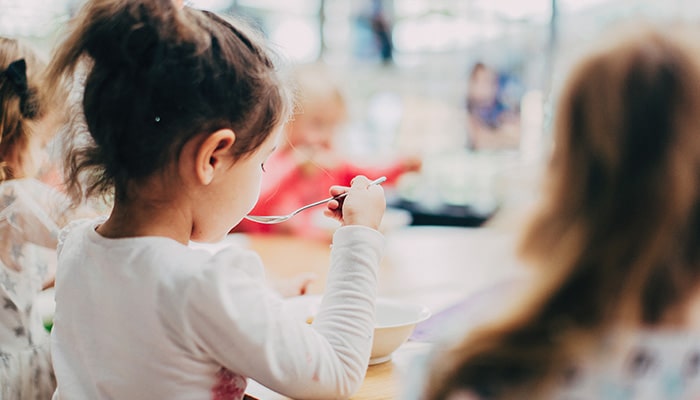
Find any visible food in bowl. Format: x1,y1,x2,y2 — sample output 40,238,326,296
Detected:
284,295,430,365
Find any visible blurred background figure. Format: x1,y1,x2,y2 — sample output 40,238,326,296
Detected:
369,0,394,65
465,62,521,151
352,0,395,65
234,62,421,241
421,22,700,400
0,37,67,400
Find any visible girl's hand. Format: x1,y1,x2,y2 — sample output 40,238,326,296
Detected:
323,175,385,230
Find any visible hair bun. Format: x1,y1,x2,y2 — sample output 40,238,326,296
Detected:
81,1,185,72
123,24,159,68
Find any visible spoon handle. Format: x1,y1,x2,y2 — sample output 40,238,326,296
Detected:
294,176,387,212
334,176,387,201
245,176,388,224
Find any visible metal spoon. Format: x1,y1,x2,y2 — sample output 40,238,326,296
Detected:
245,176,387,224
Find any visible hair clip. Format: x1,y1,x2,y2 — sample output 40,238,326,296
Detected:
2,59,37,118
2,59,28,95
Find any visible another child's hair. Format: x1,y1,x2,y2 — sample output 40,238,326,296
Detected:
0,38,50,181
292,62,346,114
47,0,291,202
425,23,700,399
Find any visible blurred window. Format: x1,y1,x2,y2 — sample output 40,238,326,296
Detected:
0,0,71,37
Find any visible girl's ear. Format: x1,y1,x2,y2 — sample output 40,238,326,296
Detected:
195,129,236,185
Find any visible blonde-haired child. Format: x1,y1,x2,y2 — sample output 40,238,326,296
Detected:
236,62,420,240
0,37,73,399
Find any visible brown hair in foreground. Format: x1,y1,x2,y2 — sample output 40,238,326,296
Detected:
424,22,700,399
46,0,291,204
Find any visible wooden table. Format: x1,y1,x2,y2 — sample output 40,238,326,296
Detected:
243,226,521,400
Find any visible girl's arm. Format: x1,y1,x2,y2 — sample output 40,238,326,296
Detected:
28,179,98,229
1,181,63,249
176,226,383,399
0,181,96,287
0,181,62,287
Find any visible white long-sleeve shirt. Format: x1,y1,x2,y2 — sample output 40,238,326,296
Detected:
51,219,384,400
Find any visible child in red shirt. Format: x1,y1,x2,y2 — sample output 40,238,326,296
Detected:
236,63,420,240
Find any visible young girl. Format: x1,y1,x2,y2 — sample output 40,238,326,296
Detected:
421,24,700,399
235,62,420,240
46,1,386,399
0,37,72,399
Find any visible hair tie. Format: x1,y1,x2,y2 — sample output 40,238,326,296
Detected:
2,59,38,118
3,59,28,95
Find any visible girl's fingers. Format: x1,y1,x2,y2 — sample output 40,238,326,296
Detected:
323,207,341,220
350,175,370,188
327,199,341,210
329,185,348,197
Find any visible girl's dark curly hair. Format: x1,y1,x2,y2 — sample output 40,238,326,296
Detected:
47,0,292,203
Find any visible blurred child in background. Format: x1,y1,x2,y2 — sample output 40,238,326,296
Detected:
236,62,421,240
466,62,520,151
0,37,71,400
420,23,700,400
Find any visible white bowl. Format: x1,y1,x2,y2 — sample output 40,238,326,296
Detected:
283,295,430,365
